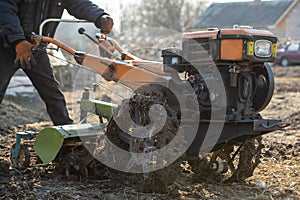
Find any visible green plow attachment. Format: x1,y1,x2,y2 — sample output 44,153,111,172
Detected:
33,124,105,164
33,99,118,164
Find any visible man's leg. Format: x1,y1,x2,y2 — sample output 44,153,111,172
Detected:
0,45,18,104
24,51,73,125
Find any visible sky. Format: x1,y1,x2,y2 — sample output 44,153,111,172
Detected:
210,0,252,2
96,0,255,12
61,0,256,32
85,1,258,17
93,0,255,31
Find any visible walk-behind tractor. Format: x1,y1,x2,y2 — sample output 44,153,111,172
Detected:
11,21,289,191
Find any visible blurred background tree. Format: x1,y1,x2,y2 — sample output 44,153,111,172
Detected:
120,0,209,32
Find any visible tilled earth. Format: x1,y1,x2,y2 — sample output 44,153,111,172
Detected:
0,65,299,200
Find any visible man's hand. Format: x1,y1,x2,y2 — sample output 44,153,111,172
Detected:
96,14,114,34
15,40,36,70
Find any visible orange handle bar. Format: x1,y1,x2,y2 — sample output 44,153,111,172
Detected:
32,34,76,55
31,34,170,91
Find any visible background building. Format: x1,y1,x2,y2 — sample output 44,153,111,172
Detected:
189,0,300,40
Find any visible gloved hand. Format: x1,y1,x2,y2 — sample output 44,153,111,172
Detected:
15,40,37,70
95,14,114,34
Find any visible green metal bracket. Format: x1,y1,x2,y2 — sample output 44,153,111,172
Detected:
11,131,38,168
34,99,117,165
80,99,118,119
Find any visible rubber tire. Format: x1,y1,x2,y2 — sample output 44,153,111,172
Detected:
252,63,275,113
280,57,289,67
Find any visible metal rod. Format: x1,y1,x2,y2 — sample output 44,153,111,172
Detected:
39,18,91,35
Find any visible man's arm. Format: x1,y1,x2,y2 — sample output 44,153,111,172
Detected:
65,0,113,34
0,0,35,69
0,0,26,45
65,0,107,24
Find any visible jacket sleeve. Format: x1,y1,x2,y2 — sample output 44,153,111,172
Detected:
0,0,26,45
65,0,108,23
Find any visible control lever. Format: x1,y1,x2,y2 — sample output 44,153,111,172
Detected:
78,27,121,60
96,33,125,56
78,27,98,45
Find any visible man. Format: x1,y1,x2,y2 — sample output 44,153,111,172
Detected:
0,0,113,125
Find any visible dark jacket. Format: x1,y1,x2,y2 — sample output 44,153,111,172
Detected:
0,0,107,47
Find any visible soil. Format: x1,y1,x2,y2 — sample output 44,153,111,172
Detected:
0,65,299,200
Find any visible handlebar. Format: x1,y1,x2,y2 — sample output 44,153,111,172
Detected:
37,18,140,61
32,33,76,55
39,18,91,35
31,33,168,90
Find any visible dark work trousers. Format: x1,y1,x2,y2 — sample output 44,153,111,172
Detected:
0,41,73,125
